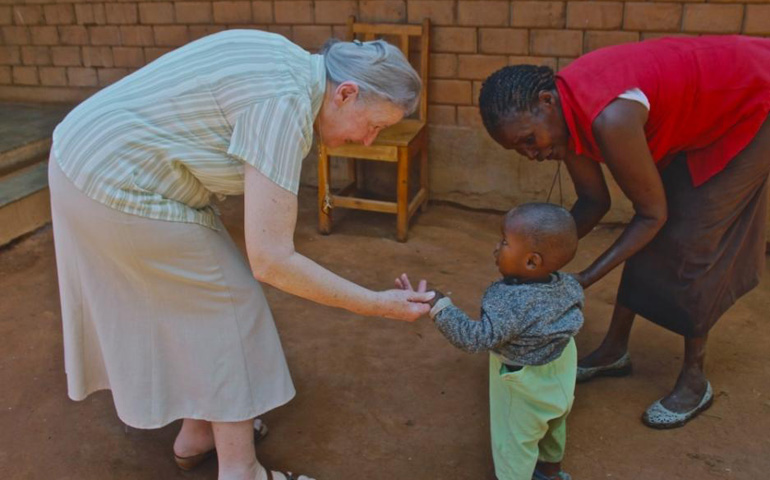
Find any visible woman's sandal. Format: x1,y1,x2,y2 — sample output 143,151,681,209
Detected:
265,470,312,480
174,419,269,471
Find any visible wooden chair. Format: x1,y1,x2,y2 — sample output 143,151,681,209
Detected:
318,16,430,242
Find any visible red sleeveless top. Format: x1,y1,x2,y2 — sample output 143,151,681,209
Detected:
556,36,770,186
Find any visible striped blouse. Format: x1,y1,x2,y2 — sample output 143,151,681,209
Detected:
53,30,327,230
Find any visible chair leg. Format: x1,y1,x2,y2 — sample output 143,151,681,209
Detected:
396,147,409,242
318,145,332,235
419,138,429,213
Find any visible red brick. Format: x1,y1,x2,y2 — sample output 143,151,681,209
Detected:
82,46,114,68
68,67,98,87
0,7,10,26
531,30,582,57
252,2,273,24
267,25,293,40
0,66,10,85
408,1,454,26
429,53,457,78
472,80,482,106
2,26,30,45
113,47,146,68
75,4,107,26
275,1,314,24
458,1,509,27
683,4,743,34
120,26,154,46
624,3,682,32
428,105,456,125
213,2,252,24
745,5,770,35
479,28,528,55
641,32,694,41
359,1,406,23
39,67,67,86
30,26,58,45
457,105,482,128
139,3,175,25
332,25,348,40
293,25,332,50
90,26,121,46
154,26,189,46
12,6,43,26
433,27,476,53
21,46,50,66
584,31,639,53
0,46,20,65
175,2,213,24
51,46,81,66
567,2,623,30
557,57,575,71
508,56,557,71
315,1,358,25
189,25,227,40
429,79,473,105
106,4,138,25
98,67,130,86
43,5,75,25
457,54,507,80
512,2,565,29
144,47,174,63
13,66,38,85
59,26,88,46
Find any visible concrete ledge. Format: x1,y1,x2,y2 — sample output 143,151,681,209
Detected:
0,162,51,247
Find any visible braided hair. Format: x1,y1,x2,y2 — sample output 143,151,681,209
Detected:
479,65,556,135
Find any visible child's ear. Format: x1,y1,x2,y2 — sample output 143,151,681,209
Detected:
525,253,543,270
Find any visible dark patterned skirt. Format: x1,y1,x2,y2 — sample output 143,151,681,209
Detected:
617,117,770,337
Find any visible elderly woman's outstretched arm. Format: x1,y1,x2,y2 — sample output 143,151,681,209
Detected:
243,164,433,322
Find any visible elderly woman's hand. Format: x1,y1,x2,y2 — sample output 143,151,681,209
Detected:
375,289,435,322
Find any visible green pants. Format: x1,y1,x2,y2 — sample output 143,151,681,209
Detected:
489,338,577,480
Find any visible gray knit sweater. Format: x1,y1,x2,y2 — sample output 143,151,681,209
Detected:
431,272,584,366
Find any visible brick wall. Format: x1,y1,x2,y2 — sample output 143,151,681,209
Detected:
2,1,769,216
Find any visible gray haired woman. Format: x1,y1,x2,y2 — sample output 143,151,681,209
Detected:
49,30,431,480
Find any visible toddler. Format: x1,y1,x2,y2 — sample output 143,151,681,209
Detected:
400,202,584,480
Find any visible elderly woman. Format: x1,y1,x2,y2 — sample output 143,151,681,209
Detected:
49,30,433,480
478,36,770,430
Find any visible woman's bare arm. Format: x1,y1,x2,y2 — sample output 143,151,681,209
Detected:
577,99,667,288
563,151,611,239
243,164,432,321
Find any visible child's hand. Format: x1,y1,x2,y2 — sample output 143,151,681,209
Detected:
395,273,443,307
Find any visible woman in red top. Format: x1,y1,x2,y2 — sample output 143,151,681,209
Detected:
479,36,770,432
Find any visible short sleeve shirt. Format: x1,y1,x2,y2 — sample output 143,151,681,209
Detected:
53,30,327,230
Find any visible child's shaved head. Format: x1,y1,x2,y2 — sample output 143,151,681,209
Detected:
504,203,578,272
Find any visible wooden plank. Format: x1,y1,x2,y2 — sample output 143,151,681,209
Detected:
332,195,397,214
352,23,423,37
396,147,409,242
326,144,398,162
408,188,428,220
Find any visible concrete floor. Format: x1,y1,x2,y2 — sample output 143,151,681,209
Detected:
1,190,769,480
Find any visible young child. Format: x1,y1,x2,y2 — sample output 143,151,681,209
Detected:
400,202,584,480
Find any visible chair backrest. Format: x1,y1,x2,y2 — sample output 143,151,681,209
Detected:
345,16,430,123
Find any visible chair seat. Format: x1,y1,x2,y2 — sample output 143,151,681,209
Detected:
372,119,425,147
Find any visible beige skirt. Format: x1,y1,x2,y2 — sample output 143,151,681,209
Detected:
48,157,295,429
